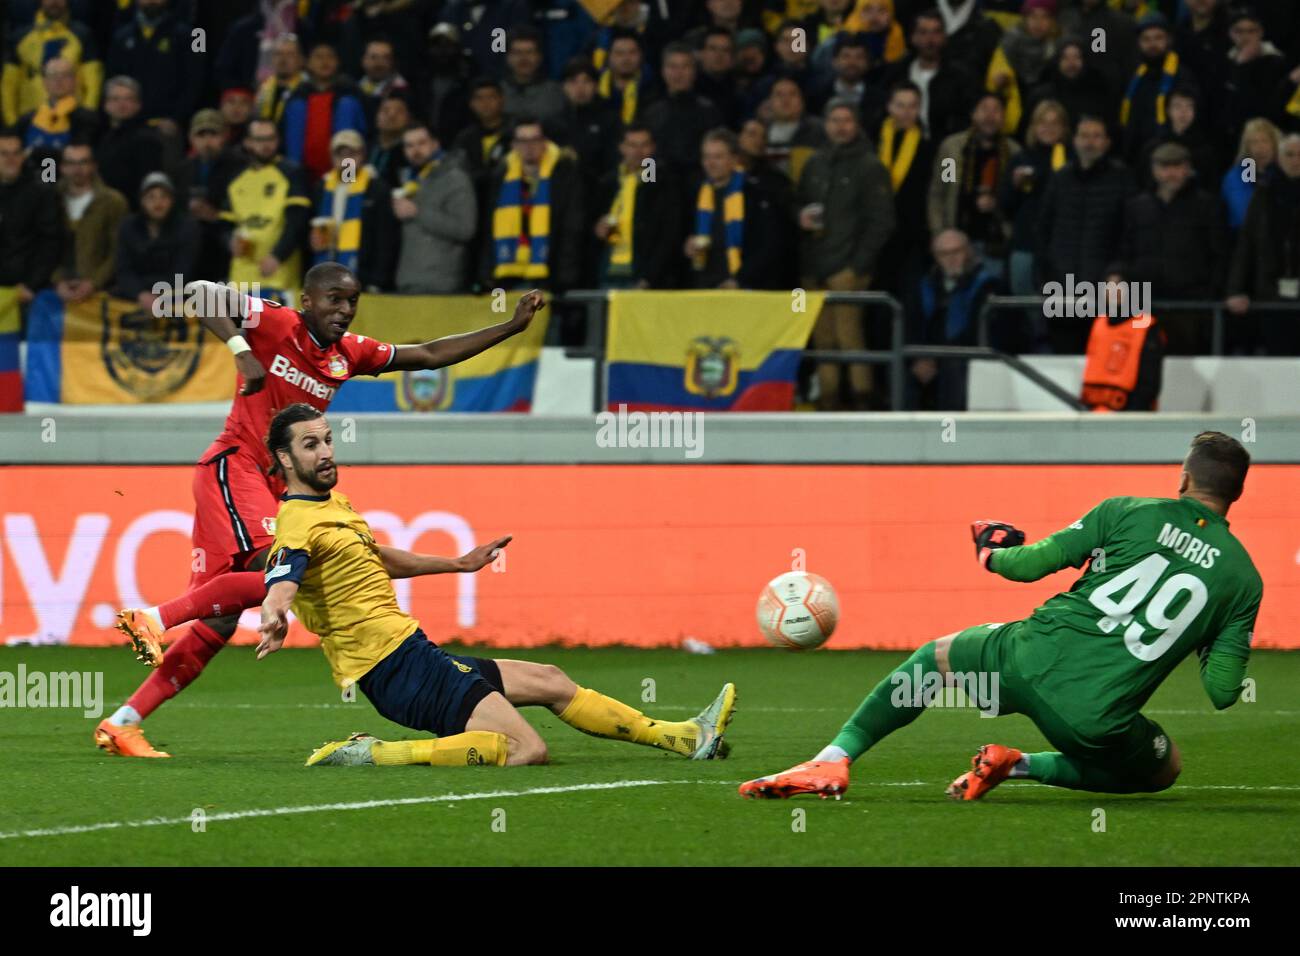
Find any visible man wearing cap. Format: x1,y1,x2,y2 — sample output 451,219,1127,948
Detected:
51,140,128,305
1121,12,1198,164
113,172,199,310
734,27,772,120
1119,141,1227,354
179,109,244,280
311,129,397,292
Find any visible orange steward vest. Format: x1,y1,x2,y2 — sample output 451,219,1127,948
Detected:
1081,314,1155,411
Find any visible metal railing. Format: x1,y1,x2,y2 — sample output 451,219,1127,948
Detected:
977,295,1300,356
557,290,1087,412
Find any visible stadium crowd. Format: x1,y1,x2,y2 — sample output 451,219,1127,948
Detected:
2,0,1299,410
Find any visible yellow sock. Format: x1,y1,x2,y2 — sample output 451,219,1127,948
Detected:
371,732,508,767
558,687,700,757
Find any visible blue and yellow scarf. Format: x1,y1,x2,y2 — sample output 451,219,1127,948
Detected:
695,170,745,276
598,69,638,125
25,95,78,151
492,142,560,279
1121,51,1179,129
313,163,374,272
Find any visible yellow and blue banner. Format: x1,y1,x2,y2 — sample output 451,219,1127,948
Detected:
605,291,824,411
0,287,21,410
332,294,549,412
24,291,233,404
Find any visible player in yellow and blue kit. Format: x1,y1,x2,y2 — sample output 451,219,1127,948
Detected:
255,403,737,767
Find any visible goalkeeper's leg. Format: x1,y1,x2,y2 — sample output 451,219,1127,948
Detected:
1019,713,1182,794
740,630,968,798
948,712,1182,800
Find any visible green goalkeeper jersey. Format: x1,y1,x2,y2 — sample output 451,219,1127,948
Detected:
989,495,1262,736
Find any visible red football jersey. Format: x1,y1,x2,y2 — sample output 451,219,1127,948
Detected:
200,296,396,471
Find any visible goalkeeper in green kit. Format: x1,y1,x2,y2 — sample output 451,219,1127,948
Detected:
740,432,1263,801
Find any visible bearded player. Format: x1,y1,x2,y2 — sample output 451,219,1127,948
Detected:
96,264,546,757
741,431,1262,800
255,403,737,767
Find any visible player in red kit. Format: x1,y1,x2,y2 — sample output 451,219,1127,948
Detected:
96,262,546,757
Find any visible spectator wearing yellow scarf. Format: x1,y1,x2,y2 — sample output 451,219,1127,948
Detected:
597,30,645,126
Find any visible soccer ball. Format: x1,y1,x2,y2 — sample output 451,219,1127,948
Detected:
756,572,840,650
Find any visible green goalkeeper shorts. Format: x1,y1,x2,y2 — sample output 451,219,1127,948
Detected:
947,621,1173,779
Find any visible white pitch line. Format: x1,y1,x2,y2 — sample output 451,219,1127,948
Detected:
5,778,1297,842
0,779,690,842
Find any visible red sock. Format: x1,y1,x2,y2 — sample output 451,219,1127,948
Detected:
158,571,267,629
126,621,228,720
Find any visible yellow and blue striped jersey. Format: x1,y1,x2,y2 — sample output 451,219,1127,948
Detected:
265,490,418,687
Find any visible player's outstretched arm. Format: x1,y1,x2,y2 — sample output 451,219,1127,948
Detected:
256,580,299,659
974,504,1111,581
387,290,546,372
377,536,511,579
184,279,267,395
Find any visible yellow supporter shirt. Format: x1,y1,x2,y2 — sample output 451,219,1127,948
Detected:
265,490,419,688
221,158,310,293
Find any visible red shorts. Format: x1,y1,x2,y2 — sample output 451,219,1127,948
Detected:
189,447,283,587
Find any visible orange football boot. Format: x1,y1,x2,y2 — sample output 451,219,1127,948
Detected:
94,719,171,758
739,757,850,799
116,609,165,667
946,743,1023,801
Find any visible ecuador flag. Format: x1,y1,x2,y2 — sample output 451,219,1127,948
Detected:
331,294,549,413
0,287,20,411
24,291,234,404
605,291,824,412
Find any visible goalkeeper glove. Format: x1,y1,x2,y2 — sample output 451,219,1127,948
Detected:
971,520,1025,570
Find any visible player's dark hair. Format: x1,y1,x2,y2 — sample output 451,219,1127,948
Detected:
303,261,357,292
267,404,325,478
1185,431,1251,503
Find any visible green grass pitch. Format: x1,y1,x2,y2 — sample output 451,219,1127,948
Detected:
1,645,1296,866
